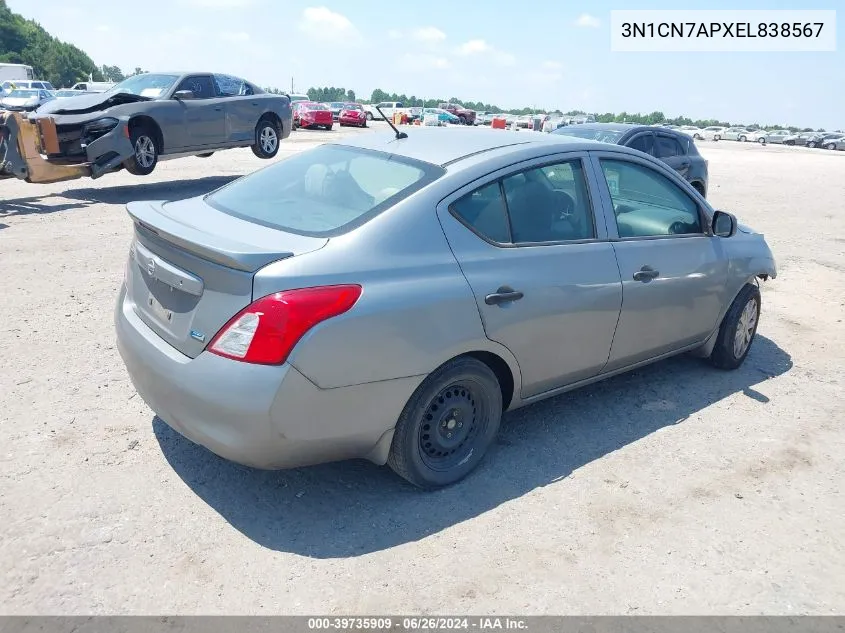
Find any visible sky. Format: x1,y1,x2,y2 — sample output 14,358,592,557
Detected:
7,0,843,129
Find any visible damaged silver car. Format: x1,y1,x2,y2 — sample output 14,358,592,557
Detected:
29,72,293,179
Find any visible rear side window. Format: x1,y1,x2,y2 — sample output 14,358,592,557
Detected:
204,144,444,236
213,73,253,96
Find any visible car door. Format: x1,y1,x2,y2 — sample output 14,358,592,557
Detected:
172,74,227,148
436,153,623,398
213,74,257,143
589,150,728,371
653,133,690,180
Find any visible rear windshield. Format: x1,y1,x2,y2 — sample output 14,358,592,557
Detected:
554,127,625,143
204,144,444,237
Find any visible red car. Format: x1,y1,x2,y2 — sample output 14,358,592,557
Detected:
339,103,367,128
293,102,333,130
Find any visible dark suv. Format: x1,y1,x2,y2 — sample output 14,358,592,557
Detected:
552,123,709,197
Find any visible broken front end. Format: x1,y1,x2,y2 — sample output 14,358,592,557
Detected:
0,110,133,184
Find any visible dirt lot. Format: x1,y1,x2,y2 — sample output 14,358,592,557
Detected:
1,126,843,615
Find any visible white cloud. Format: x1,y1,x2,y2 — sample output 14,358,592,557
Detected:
388,29,402,39
181,0,254,7
575,13,601,28
458,39,491,55
95,24,111,32
412,26,446,43
456,39,515,66
542,60,563,71
397,53,451,71
298,7,360,42
220,31,251,43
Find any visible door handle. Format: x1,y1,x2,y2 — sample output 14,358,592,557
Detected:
214,106,222,111
633,266,659,282
485,286,524,305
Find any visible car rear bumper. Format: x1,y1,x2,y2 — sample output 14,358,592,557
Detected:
115,284,420,469
339,115,365,125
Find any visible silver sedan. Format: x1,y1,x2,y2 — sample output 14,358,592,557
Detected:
115,128,777,488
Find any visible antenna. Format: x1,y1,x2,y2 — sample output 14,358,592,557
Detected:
376,105,408,140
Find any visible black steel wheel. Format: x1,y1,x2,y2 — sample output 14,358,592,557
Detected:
388,357,502,489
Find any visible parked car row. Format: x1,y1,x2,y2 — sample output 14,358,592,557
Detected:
657,124,845,149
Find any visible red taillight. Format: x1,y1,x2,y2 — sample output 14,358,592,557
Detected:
208,285,362,365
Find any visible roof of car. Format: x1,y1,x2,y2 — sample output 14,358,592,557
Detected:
332,127,637,167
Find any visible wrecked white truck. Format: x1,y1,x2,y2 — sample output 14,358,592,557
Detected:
1,72,292,184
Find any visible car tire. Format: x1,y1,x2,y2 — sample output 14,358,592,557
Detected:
123,123,159,176
388,356,502,489
757,138,766,144
366,111,374,121
825,142,837,150
251,117,280,159
326,124,333,131
739,135,746,142
197,152,214,158
709,283,761,371
785,140,795,146
713,134,721,141
807,141,816,148
360,121,367,128
694,133,702,140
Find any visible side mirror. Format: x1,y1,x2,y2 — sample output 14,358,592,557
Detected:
712,210,737,238
173,90,194,100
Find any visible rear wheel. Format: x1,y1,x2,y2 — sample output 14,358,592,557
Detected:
785,140,795,146
825,142,837,150
758,137,766,144
739,135,747,142
709,283,761,370
123,124,159,176
325,124,333,131
251,117,280,159
694,133,702,140
388,357,502,489
366,111,374,121
713,134,721,141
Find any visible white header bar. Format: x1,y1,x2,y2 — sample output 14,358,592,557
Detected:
610,10,837,52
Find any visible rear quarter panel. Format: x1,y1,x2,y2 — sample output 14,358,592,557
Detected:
252,180,522,392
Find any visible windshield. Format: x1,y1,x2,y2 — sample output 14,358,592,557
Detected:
306,103,328,110
344,103,363,110
204,144,444,237
5,89,39,98
553,127,625,143
105,73,179,98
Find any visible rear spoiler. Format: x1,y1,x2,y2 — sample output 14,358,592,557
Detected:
127,200,295,273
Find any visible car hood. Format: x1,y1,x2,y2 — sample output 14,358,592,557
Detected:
1,97,38,106
35,91,151,115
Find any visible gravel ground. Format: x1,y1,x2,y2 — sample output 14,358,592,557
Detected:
1,126,843,615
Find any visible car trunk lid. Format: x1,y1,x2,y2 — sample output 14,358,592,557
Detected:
125,197,328,357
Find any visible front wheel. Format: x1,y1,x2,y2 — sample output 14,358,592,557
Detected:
739,135,747,142
758,138,766,144
388,357,502,489
325,124,333,131
123,124,159,176
825,142,837,150
251,117,280,159
694,134,702,140
713,134,721,141
709,283,761,370
785,140,795,146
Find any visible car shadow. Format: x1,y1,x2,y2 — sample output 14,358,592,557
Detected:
0,175,242,218
154,334,792,558
64,175,242,205
0,194,92,217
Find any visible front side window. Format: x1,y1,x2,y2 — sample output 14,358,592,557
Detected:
655,135,684,158
450,159,595,245
176,75,216,99
628,133,654,155
203,144,443,236
600,159,702,238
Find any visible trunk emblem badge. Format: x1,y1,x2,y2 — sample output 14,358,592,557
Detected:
147,258,156,276
190,330,206,342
